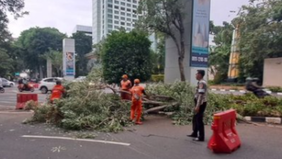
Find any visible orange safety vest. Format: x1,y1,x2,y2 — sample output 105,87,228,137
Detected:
121,80,131,90
130,85,144,102
50,85,65,101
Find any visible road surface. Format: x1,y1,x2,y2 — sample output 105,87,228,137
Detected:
0,86,46,110
0,113,282,159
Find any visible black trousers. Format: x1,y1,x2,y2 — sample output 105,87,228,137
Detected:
192,99,207,140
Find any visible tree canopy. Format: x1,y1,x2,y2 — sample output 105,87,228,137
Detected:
0,48,13,77
0,0,27,43
16,27,66,77
238,0,282,80
209,21,233,83
210,0,282,83
137,0,186,81
0,0,27,77
101,30,152,84
71,32,92,76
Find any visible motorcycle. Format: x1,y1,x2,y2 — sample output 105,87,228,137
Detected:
18,83,35,92
0,87,4,93
252,88,270,98
245,78,270,98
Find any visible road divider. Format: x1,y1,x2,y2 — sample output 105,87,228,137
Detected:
16,93,38,109
208,109,241,153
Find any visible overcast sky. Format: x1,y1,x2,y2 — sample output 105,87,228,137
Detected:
7,0,249,38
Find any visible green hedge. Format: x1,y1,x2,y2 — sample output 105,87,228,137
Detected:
267,86,282,93
151,74,164,82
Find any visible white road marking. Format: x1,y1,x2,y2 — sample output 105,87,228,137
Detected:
22,135,131,146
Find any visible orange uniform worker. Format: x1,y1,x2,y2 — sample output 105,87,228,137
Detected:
50,80,65,103
120,74,132,100
130,79,147,125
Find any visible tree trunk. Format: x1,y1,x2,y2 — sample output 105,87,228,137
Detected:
178,56,185,81
178,34,186,81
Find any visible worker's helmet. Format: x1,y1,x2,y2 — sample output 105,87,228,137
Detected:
246,77,253,81
122,74,128,79
252,78,259,81
134,79,140,84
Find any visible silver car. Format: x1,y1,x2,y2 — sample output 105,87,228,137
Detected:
1,78,15,87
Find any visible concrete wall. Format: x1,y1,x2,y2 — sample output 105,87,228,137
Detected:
164,0,208,86
263,58,282,87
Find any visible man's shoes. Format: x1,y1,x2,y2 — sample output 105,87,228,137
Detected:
193,138,204,142
135,121,143,125
187,134,197,138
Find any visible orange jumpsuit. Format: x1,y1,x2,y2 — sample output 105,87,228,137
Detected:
130,85,145,124
50,85,65,103
120,80,132,100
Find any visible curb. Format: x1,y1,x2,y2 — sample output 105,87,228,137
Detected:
210,89,282,96
244,116,282,124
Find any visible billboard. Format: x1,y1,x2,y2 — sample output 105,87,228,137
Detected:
65,52,75,76
190,0,211,67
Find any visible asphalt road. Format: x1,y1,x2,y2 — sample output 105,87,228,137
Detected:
0,86,47,110
0,113,282,159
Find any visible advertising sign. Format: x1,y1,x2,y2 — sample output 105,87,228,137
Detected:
65,52,75,76
190,0,211,67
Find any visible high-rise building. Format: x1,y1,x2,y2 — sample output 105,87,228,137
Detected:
73,25,92,37
92,0,139,44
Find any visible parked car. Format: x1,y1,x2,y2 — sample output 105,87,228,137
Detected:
38,77,64,94
1,78,15,87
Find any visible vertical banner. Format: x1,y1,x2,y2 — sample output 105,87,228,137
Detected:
63,39,75,80
190,0,211,67
65,52,75,76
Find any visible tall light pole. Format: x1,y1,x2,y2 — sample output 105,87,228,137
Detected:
227,11,241,82
227,24,240,81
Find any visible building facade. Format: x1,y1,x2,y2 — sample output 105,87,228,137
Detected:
92,0,139,44
73,25,92,36
263,57,282,87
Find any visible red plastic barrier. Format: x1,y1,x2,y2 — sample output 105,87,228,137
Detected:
208,109,241,153
16,93,38,109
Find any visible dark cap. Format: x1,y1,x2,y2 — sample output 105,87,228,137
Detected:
56,80,62,85
197,70,205,77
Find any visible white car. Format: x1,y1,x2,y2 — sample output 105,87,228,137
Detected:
39,77,63,94
1,78,15,87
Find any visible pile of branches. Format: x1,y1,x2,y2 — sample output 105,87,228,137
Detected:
26,81,132,132
26,68,133,132
26,78,226,132
27,68,265,132
107,81,205,125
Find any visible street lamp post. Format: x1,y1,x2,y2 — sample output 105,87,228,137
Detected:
227,11,241,83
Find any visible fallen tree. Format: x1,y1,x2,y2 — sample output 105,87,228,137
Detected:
24,68,282,132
